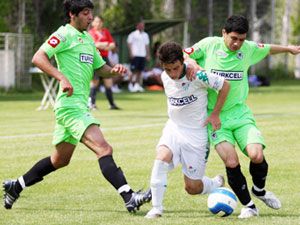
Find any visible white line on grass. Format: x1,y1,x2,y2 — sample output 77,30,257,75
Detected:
0,123,165,140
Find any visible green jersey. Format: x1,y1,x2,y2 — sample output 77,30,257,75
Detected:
186,37,270,111
41,24,105,110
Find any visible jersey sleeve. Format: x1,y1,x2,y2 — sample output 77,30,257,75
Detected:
184,37,211,60
40,27,68,59
93,45,106,70
195,70,224,91
246,41,270,65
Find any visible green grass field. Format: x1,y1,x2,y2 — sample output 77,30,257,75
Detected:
1,80,300,225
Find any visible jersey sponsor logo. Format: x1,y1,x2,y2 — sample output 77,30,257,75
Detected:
80,53,93,64
211,69,243,80
169,95,198,106
216,50,228,58
48,36,60,48
236,51,244,60
183,47,194,55
196,71,209,83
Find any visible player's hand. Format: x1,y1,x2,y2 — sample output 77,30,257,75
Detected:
288,45,300,55
60,77,73,97
111,64,127,74
185,62,202,81
204,112,221,131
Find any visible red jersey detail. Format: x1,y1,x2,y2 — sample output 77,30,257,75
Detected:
183,47,194,55
48,36,60,48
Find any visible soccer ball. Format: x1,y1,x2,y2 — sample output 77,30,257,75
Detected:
207,187,238,217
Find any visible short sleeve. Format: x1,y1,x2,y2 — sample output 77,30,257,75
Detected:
195,70,224,91
246,41,270,65
93,47,106,70
40,27,68,59
184,37,211,60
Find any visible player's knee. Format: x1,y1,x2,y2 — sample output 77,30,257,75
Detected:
224,158,239,168
51,157,71,168
185,183,201,195
247,145,264,163
95,142,113,158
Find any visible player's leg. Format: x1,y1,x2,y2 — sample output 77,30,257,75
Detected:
103,78,120,110
182,142,224,195
184,175,224,195
145,145,172,219
245,143,281,209
215,141,258,218
81,124,151,212
89,76,99,109
3,142,75,209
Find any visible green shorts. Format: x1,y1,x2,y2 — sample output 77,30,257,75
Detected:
208,104,265,156
52,107,100,146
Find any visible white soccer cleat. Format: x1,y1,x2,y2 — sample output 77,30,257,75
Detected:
238,207,259,219
252,191,281,209
145,207,163,219
213,175,225,188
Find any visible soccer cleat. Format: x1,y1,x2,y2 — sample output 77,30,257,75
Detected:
238,207,259,219
145,207,163,219
252,190,281,209
125,189,152,213
3,180,20,209
214,175,225,188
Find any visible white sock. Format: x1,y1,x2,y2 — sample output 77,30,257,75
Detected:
150,160,169,210
18,176,26,189
117,184,131,194
201,176,221,194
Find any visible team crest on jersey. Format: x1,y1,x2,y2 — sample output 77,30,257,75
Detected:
48,36,60,48
183,47,194,55
80,53,93,64
216,50,228,58
211,132,217,140
181,82,190,91
78,37,84,43
236,51,244,60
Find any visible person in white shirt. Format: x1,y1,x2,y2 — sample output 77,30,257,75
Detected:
127,21,150,92
145,41,230,219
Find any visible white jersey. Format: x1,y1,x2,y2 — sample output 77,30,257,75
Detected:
127,30,150,57
162,70,224,130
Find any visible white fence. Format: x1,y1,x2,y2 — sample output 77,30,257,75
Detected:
0,33,33,90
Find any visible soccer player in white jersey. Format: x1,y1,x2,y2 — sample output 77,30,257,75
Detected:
145,41,230,218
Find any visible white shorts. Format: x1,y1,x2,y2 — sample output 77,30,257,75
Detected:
157,120,209,180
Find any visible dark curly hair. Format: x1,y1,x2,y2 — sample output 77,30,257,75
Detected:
158,41,184,65
224,15,249,34
63,0,94,23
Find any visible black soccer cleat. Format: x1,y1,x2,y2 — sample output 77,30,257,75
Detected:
3,180,20,209
125,189,152,213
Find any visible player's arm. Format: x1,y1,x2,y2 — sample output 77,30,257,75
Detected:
94,63,127,78
269,44,300,55
32,49,73,96
204,79,230,131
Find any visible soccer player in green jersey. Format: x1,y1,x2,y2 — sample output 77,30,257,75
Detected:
3,0,151,213
185,15,300,218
